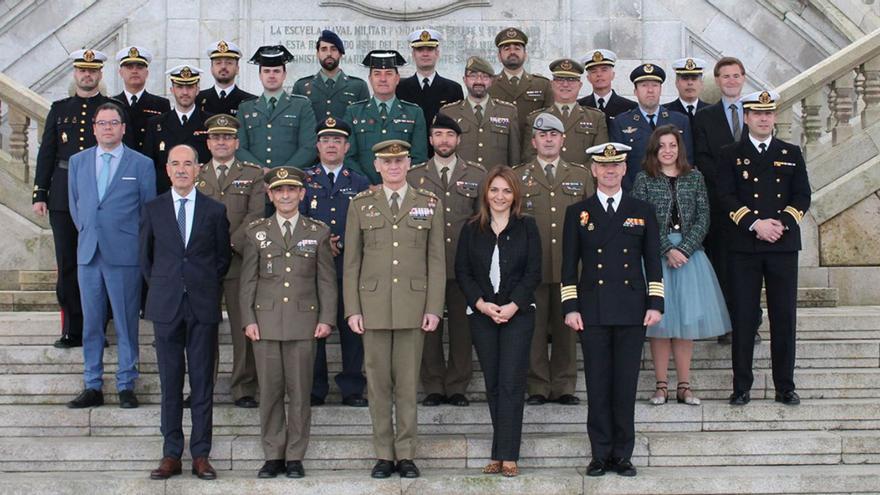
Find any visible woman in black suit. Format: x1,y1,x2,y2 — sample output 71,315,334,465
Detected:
454,165,542,477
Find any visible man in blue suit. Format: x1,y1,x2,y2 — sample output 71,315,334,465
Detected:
141,144,231,480
67,102,156,409
610,63,693,190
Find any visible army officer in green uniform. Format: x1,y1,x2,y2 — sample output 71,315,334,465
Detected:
293,30,370,122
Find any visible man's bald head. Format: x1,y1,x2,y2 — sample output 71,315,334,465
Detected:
166,144,200,195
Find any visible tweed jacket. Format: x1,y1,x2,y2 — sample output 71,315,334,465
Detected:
630,169,709,258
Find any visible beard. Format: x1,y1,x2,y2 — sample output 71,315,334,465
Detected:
433,146,455,158
321,57,340,71
502,56,523,70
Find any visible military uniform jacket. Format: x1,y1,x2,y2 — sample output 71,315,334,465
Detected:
577,90,639,125
407,157,486,278
396,73,464,135
440,98,520,167
293,70,370,121
240,215,337,340
195,159,265,279
300,164,371,277
236,92,318,169
560,194,664,326
33,93,115,210
609,107,694,190
716,137,811,253
115,91,171,152
143,108,212,193
343,98,428,184
198,86,258,117
522,103,609,165
514,159,594,283
342,187,446,329
489,72,553,135
663,98,708,132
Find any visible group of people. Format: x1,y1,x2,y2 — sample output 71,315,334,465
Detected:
31,24,810,481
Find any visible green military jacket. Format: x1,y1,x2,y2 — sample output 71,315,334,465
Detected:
292,70,370,121
488,72,553,135
236,92,317,169
440,98,521,168
522,103,609,165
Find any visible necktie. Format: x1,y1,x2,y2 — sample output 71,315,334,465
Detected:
597,97,606,111
217,164,228,187
562,105,570,120
758,143,767,154
177,198,188,244
97,153,112,200
379,102,388,121
545,163,555,184
269,96,277,112
686,104,695,117
390,191,400,216
510,76,519,86
181,114,188,125
327,171,335,189
326,79,335,89
219,90,227,100
474,104,483,123
283,220,292,247
730,104,742,141
422,77,430,90
441,166,449,190
606,196,616,216
130,95,138,106
647,113,656,130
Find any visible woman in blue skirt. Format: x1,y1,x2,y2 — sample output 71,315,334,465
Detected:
631,125,731,405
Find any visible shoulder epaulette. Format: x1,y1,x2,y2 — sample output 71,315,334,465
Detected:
410,161,428,170
352,189,375,200
417,188,438,199
530,73,550,81
247,217,270,228
569,161,590,171
295,74,315,82
304,216,329,229
525,107,548,118
399,99,419,107
491,98,516,108
241,161,261,170
290,94,310,102
350,98,369,106
465,160,487,172
440,100,462,109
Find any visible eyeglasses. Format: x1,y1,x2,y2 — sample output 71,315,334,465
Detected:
95,120,122,128
208,134,237,141
465,73,493,81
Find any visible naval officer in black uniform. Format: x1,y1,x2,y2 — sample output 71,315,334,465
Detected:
199,40,257,117
113,46,170,153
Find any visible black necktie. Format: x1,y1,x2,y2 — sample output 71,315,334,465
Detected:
219,90,227,100
390,191,400,216
327,171,335,189
379,102,388,121
545,163,555,184
597,97,605,111
474,104,483,123
422,77,430,90
130,95,138,106
283,220,292,247
441,166,449,190
181,114,188,125
269,96,277,112
326,79,335,89
606,196,616,216
510,76,519,86
759,143,767,154
217,164,228,187
562,105,570,120
686,104,694,117
647,114,656,129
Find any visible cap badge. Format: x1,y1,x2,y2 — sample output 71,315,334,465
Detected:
218,40,229,53
604,144,616,157
277,168,289,179
644,64,654,73
506,28,517,38
535,117,544,127
83,50,95,62
217,116,229,126
180,66,193,78
128,47,139,58
560,60,573,71
685,58,696,70
592,51,603,63
758,91,772,104
420,30,431,41
326,116,336,127
389,143,402,154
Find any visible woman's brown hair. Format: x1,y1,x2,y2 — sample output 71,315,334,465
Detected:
642,124,693,178
471,165,523,232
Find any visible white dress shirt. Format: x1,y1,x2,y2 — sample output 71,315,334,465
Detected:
171,188,197,246
123,89,145,105
596,188,623,213
276,212,299,238
175,107,195,126
383,184,409,208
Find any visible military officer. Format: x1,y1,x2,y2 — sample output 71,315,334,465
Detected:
577,49,638,126
407,114,486,407
663,57,710,130
344,51,428,184
343,140,445,479
609,63,693,191
32,49,115,349
440,56,520,167
143,65,212,194
300,117,371,407
240,167,337,479
488,27,553,134
199,40,258,117
292,30,370,122
194,114,264,408
113,46,170,152
561,142,664,478
514,113,593,406
522,58,608,165
237,45,318,170
717,90,811,407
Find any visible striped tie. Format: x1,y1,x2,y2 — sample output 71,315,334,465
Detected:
177,198,188,245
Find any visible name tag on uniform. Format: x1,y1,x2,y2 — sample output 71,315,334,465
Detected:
232,179,253,187
409,207,434,220
489,116,509,126
526,90,544,97
295,239,318,254
561,181,584,193
455,180,479,191
623,218,645,228
393,118,415,125
579,121,594,129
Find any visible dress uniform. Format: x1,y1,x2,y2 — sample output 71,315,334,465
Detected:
237,45,318,169
300,117,371,406
514,113,594,404
194,114,265,406
113,46,170,153
407,114,486,406
522,58,608,165
33,49,114,348
344,51,428,184
716,91,811,406
292,30,370,121
342,140,445,478
577,50,638,125
560,142,664,476
199,40,258,117
440,56,520,167
143,65,212,193
662,57,709,131
240,167,337,478
488,27,553,134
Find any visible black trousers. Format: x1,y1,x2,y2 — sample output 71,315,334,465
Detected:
469,309,534,461
154,294,217,459
312,279,366,400
580,325,646,461
729,251,798,394
704,211,734,319
49,210,83,339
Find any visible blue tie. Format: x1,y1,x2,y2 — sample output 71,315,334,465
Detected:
97,153,112,200
177,198,188,245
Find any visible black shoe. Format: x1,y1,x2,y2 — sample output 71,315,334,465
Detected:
614,458,637,477
371,459,395,479
775,390,800,405
257,459,285,479
53,335,82,349
182,395,191,409
754,332,763,345
421,393,445,407
526,394,547,405
286,460,305,478
446,393,469,407
67,388,104,408
728,391,751,405
310,395,325,406
396,459,420,478
342,394,368,407
586,458,606,476
717,333,732,345
234,396,258,408
556,394,580,405
118,390,139,409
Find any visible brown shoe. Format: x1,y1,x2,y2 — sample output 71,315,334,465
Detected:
150,456,182,480
191,457,217,480
501,462,519,477
482,461,502,474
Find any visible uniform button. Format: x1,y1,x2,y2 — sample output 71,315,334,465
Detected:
267,253,273,259
80,128,84,132
330,219,336,224
393,225,399,230
267,136,272,141
286,267,291,272
393,241,399,247
551,223,556,228
777,210,782,214
267,124,272,129
284,282,290,287
285,252,291,257
81,120,86,125
777,193,782,198
478,142,483,147
445,207,451,212
79,137,84,141
551,239,557,244
597,263,603,269
283,296,289,302
81,111,87,116
446,222,451,227
445,191,450,196
310,305,316,310
754,193,759,198
220,192,225,196
330,207,336,212
562,147,567,152
326,100,332,104
624,263,629,268
550,192,555,197
478,157,483,162
753,210,759,214
267,147,272,152
478,128,484,133
624,280,630,285
82,104,87,108
598,280,604,285
446,238,452,243
266,159,272,164
393,260,399,265
754,178,759,183
776,178,781,183
623,248,628,253
79,146,84,150
393,277,399,283
550,207,556,212
256,304,261,309
597,248,602,253
381,129,387,134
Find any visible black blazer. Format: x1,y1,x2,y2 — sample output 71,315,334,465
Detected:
114,91,171,152
140,190,231,324
662,98,708,132
198,86,258,117
692,101,744,180
578,90,638,127
396,73,464,133
143,108,212,193
454,214,542,309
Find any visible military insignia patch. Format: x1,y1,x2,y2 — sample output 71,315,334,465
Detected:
744,159,751,165
180,66,193,78
326,116,336,127
588,223,595,231
159,141,165,151
644,64,654,73
506,28,517,38
218,40,229,53
61,132,68,143
743,171,749,180
685,58,696,70
592,51,603,63
579,211,590,226
83,50,95,62
420,30,431,41
561,60,573,71
256,231,267,241
277,168,289,179
758,91,772,105
129,47,139,58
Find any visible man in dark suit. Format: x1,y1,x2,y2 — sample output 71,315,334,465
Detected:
199,40,257,117
577,50,638,126
141,144,231,481
113,46,170,153
662,57,709,130
562,142,664,478
143,65,212,193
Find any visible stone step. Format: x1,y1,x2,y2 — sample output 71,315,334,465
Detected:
0,291,56,311
18,270,56,291
771,287,838,307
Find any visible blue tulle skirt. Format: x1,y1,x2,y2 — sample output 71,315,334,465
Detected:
647,233,731,340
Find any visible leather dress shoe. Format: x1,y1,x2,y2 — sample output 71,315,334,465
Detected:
191,457,216,480
258,459,285,478
556,394,580,405
446,393,469,407
526,394,547,405
234,396,258,408
310,395,325,406
613,458,637,477
421,393,445,406
775,390,800,405
371,459,395,478
150,456,182,480
286,460,305,478
67,388,103,409
118,390,139,409
53,335,82,349
342,394,368,407
182,395,191,408
729,391,751,405
396,459,420,478
586,458,606,476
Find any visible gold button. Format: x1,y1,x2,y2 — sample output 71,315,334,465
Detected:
478,128,484,133
478,142,483,147
478,157,483,162
310,305,316,310
82,104,87,108
220,192,225,196
550,192,555,197
598,280,604,285
267,147,272,152
256,304,261,309
562,147,567,152
754,178,759,183
393,260,399,265
393,241,399,247
266,159,272,164
446,238,452,242
623,248,628,253
267,124,272,129
381,129,387,134
776,178,781,183
330,207,336,212
597,248,602,253
551,223,557,228
777,193,782,198
284,282,290,287
550,207,556,212
777,210,781,214
285,252,291,257
597,264,603,269
283,296,289,302
446,222,451,227
551,239,557,244
267,136,272,141
446,192,451,196
393,277,399,283
754,210,759,214
330,219,336,224
80,128,84,132
624,263,629,268
79,137,84,141
81,111,86,116
754,193,759,198
446,207,451,212
624,280,630,285
326,99,332,104
267,254,273,259
286,267,291,272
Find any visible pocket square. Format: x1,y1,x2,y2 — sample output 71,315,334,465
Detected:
121,177,137,180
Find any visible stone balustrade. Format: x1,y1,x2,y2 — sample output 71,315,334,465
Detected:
0,72,49,183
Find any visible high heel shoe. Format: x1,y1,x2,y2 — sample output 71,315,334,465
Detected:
676,382,700,405
650,381,668,405
482,461,502,474
501,462,519,477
